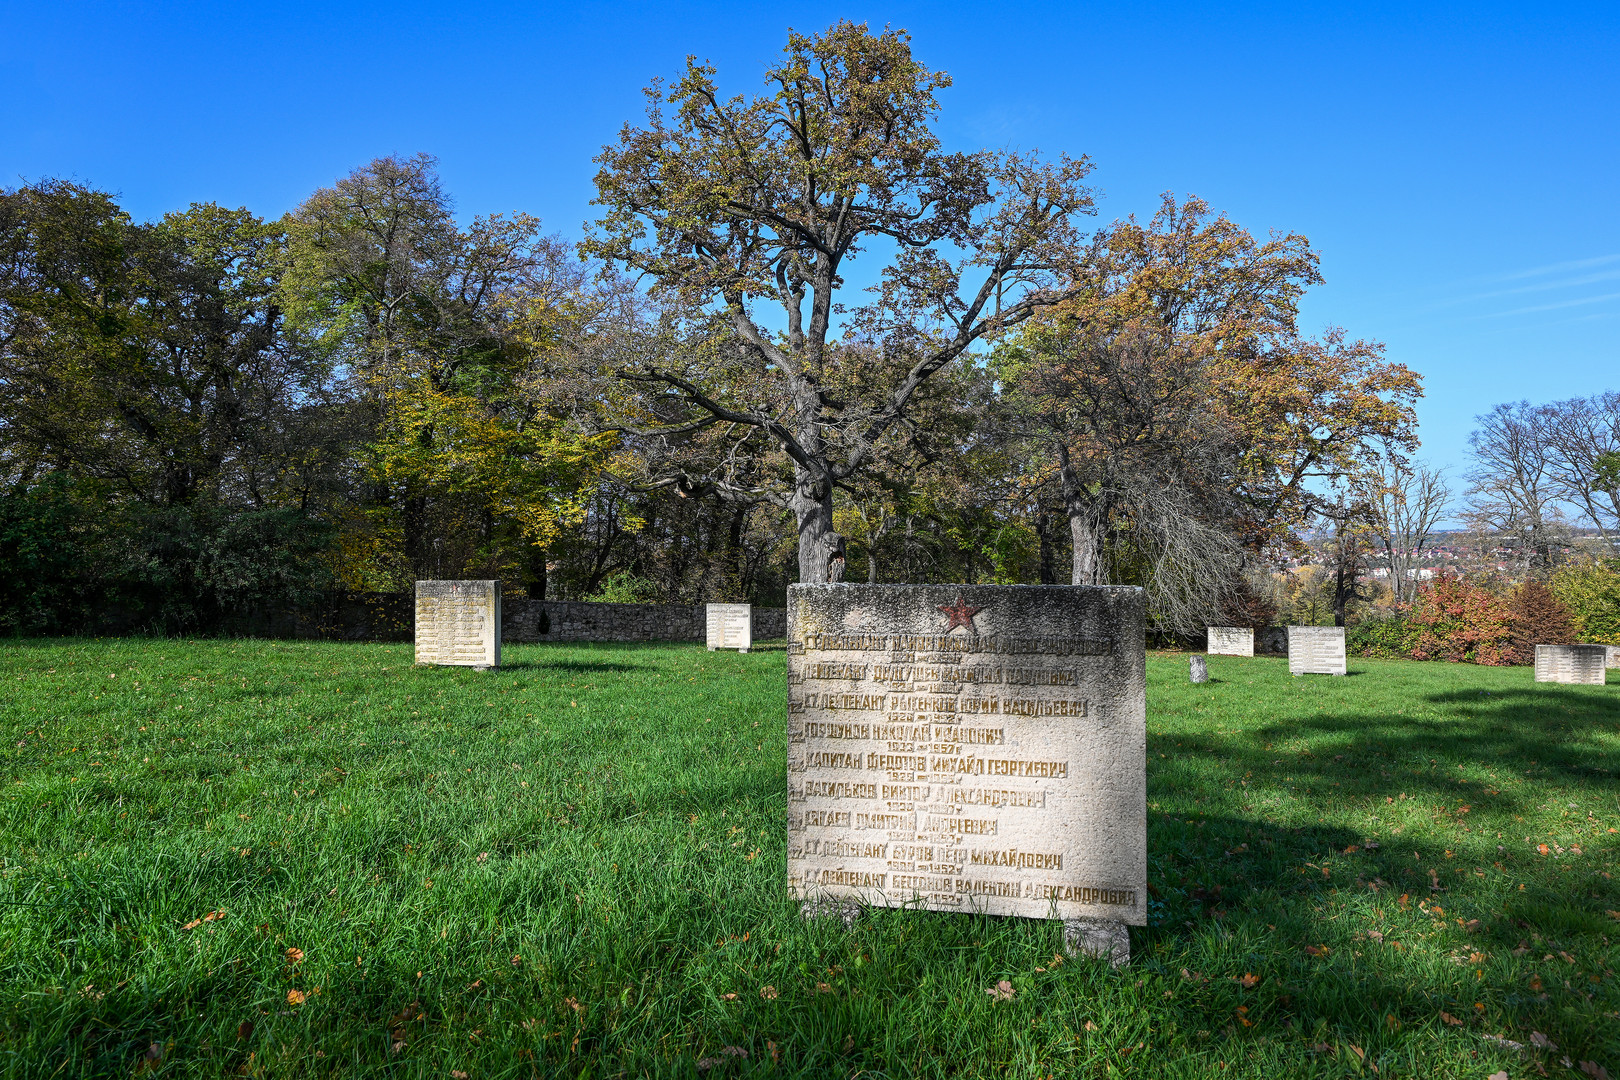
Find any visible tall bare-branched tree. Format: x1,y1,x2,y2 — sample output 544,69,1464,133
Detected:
1464,401,1568,571
584,22,1096,581
1359,454,1451,603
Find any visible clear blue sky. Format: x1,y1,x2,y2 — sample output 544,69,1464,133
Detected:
3,1,1617,489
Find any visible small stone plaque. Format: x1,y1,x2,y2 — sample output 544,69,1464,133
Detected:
1535,644,1607,685
1286,625,1346,676
415,580,501,668
1207,627,1254,657
786,584,1147,927
706,603,752,652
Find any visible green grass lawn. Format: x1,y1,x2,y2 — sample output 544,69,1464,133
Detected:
0,639,1616,1078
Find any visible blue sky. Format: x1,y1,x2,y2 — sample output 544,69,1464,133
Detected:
3,1,1617,494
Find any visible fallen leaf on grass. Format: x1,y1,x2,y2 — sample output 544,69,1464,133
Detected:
1304,945,1330,957
1530,1032,1557,1050
1529,975,1543,992
721,993,738,1001
1084,1021,1097,1032
563,997,582,1014
1236,973,1260,988
236,1021,253,1041
510,955,522,967
1580,1062,1611,1080
451,1072,469,1079
1440,1011,1462,1025
181,910,225,931
1489,1073,1509,1080
287,990,306,1006
285,947,304,964
985,980,1015,1002
1367,930,1384,943
816,982,833,994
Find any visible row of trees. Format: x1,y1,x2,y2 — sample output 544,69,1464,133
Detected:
0,23,1422,634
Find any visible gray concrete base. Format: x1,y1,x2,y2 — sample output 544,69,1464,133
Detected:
1064,917,1129,966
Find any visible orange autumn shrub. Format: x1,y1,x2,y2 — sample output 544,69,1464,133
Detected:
1404,575,1514,665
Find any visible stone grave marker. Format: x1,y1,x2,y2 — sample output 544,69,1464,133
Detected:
1534,644,1607,685
706,603,752,652
415,580,501,668
1189,655,1209,683
786,583,1146,964
1286,625,1346,676
1206,626,1254,657
1599,644,1620,670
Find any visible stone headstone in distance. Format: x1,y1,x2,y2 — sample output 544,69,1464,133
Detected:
415,581,501,668
706,603,752,652
1286,625,1347,676
1206,627,1254,657
786,583,1147,966
1189,655,1209,683
1534,644,1607,685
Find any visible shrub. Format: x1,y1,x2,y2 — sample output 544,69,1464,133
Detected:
1505,580,1575,664
1347,615,1417,659
1550,560,1620,645
584,570,662,605
1405,575,1514,664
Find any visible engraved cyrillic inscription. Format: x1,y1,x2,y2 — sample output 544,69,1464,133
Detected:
787,584,1146,926
415,581,501,668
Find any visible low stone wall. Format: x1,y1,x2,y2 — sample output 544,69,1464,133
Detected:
501,600,785,643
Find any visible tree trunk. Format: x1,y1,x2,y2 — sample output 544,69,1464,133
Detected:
1036,510,1058,585
1069,512,1102,586
793,466,838,583
1057,445,1104,586
525,546,548,601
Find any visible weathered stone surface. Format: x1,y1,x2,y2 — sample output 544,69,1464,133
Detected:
1189,655,1208,683
1600,644,1620,670
1535,644,1607,685
1206,627,1254,657
1255,626,1289,655
415,581,501,668
786,583,1147,928
1287,625,1346,676
706,603,752,652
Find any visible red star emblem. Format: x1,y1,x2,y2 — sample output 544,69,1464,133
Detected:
937,595,983,632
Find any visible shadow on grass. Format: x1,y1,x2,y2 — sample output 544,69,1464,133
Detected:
500,659,651,674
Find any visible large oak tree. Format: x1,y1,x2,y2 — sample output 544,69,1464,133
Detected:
584,22,1096,582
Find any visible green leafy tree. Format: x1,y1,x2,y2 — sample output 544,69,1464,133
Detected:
585,22,1096,582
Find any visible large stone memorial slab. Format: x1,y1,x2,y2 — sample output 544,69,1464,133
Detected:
786,584,1147,930
415,580,501,668
1287,625,1346,676
1535,644,1607,685
706,603,752,652
1207,626,1254,657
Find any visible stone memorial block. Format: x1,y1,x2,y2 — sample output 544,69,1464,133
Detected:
1600,644,1620,670
1534,644,1607,685
1286,625,1346,676
415,580,501,668
1206,626,1254,657
706,603,752,652
1189,655,1209,683
786,583,1147,937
